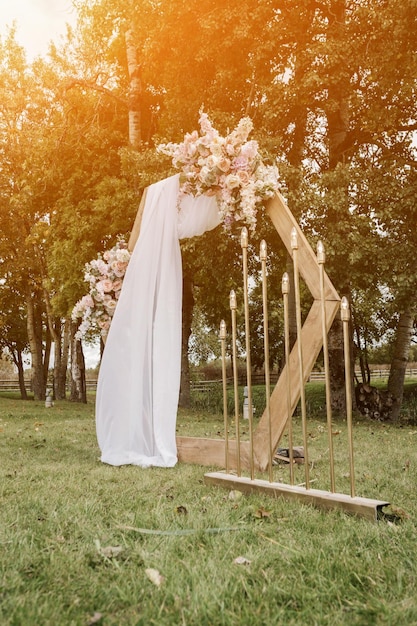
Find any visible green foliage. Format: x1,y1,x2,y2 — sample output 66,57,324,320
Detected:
1,0,417,398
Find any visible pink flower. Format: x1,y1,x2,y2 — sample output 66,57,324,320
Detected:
111,260,129,278
232,155,249,171
97,279,114,293
112,279,123,292
237,170,251,185
217,157,231,173
156,111,279,233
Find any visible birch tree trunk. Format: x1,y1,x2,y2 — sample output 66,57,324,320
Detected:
387,309,414,421
55,319,71,400
43,325,52,389
125,28,142,149
43,283,69,400
70,322,87,403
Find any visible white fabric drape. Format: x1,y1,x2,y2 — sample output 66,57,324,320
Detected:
96,174,220,467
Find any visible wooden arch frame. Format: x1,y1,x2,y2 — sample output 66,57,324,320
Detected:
128,189,341,472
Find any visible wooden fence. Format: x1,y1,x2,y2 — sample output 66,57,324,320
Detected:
0,379,98,392
1,368,416,394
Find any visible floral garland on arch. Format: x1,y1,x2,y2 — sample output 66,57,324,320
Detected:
157,111,279,231
72,240,131,341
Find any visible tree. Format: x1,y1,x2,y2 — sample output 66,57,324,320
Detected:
0,283,30,399
0,31,58,400
4,0,416,417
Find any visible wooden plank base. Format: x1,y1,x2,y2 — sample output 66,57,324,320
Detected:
204,472,390,522
177,436,251,468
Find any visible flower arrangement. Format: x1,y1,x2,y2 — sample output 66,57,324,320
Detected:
157,110,279,231
72,240,131,341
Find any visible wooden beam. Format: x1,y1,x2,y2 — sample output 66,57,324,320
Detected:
253,299,340,471
204,472,390,522
266,193,340,301
174,192,343,471
177,436,250,468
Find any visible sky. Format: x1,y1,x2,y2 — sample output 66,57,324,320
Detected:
0,0,76,60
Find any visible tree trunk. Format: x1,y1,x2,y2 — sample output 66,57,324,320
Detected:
283,6,314,359
44,325,52,389
26,289,46,400
6,345,28,400
125,28,142,149
70,322,87,403
353,317,371,385
327,315,347,412
179,273,194,408
387,309,414,421
16,350,28,400
325,0,354,412
53,319,70,400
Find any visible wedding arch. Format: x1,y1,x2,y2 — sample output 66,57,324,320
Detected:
91,112,390,519
128,187,340,471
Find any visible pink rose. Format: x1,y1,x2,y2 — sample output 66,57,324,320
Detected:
112,279,123,292
111,261,128,278
82,294,95,308
97,279,113,293
217,157,231,173
237,170,250,185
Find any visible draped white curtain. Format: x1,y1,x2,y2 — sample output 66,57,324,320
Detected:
96,174,221,467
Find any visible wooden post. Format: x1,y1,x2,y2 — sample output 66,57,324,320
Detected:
317,241,336,492
230,290,241,476
341,297,355,498
241,227,255,480
260,241,273,482
219,320,229,473
291,227,310,489
282,272,295,485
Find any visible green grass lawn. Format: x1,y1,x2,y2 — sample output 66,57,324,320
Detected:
1,389,417,625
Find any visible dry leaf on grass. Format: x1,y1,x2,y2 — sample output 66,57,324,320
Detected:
86,612,103,625
100,545,123,558
253,507,272,519
381,505,410,522
228,490,243,501
94,539,123,559
145,568,164,587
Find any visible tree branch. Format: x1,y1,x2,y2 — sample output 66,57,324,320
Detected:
64,79,128,108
